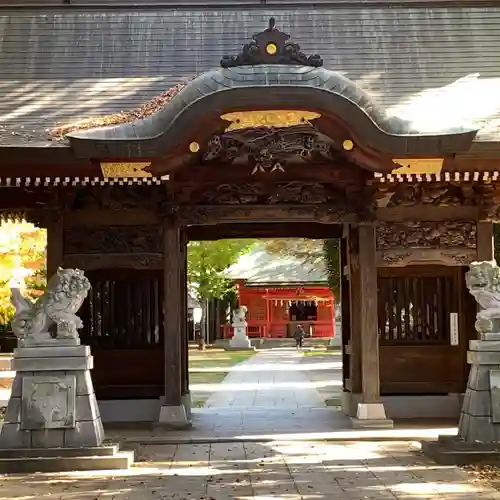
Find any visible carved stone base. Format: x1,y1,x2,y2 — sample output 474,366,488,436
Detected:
1,345,104,449
457,337,500,443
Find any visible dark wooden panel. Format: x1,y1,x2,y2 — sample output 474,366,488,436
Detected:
91,349,164,400
380,346,463,394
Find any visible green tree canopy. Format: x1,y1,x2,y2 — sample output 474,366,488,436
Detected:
187,239,257,302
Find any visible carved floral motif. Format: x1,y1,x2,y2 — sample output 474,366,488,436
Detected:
376,221,476,250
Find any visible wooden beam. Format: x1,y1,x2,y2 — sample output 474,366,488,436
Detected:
377,206,478,222
46,213,64,278
186,222,343,241
358,223,381,403
172,162,363,183
163,217,182,407
476,221,494,261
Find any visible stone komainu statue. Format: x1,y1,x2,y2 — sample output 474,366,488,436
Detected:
466,260,500,334
232,306,247,325
10,268,91,343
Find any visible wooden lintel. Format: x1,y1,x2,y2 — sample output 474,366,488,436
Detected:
65,209,160,227
186,222,342,241
377,206,478,222
63,253,163,270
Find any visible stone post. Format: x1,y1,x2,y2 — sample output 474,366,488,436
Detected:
0,268,132,473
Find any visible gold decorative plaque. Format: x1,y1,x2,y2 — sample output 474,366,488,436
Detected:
100,162,152,178
221,110,321,131
391,158,444,175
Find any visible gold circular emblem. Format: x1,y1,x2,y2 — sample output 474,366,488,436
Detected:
189,142,200,153
342,139,354,151
266,43,278,55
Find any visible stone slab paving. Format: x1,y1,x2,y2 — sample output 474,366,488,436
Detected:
0,440,498,499
204,348,326,409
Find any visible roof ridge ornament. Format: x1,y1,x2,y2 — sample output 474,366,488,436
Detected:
220,17,323,68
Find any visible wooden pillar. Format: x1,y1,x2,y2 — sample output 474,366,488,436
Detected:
358,223,381,404
477,221,494,261
159,216,189,426
346,225,361,394
45,212,64,278
180,232,189,396
351,223,392,427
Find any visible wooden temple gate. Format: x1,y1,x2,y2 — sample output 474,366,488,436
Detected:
0,19,498,425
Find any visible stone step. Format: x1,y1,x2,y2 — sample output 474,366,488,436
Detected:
0,444,119,458
0,450,134,473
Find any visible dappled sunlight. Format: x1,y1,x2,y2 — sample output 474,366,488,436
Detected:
387,74,500,134
0,438,495,499
190,379,342,393
230,427,457,442
190,361,341,373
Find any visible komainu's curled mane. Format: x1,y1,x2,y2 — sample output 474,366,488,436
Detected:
466,260,500,333
10,268,91,344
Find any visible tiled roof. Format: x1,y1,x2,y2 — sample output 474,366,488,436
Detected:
227,245,327,285
1,6,500,144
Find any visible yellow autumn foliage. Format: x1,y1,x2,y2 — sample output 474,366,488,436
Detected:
0,220,46,325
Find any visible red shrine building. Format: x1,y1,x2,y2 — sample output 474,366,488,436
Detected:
222,245,335,339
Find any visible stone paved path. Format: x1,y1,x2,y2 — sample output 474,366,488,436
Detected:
190,348,350,437
1,440,499,499
204,348,326,408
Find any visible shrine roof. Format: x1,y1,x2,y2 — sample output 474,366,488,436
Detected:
226,246,327,285
1,5,500,152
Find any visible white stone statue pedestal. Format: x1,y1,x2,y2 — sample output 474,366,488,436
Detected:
228,306,254,350
230,325,252,349
0,341,133,472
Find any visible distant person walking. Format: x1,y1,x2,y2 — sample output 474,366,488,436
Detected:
294,324,306,351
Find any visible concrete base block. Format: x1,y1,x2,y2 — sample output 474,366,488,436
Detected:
351,417,394,429
182,392,192,420
356,402,388,420
157,405,191,429
422,435,500,465
223,346,256,351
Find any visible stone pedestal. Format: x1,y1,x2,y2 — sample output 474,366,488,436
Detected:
422,333,500,464
229,324,252,349
0,341,133,472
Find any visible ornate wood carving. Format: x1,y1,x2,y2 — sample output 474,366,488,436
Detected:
203,124,338,174
220,18,323,68
376,221,476,250
377,249,476,267
177,204,360,226
376,184,481,208
175,181,366,206
64,226,163,254
64,253,163,271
